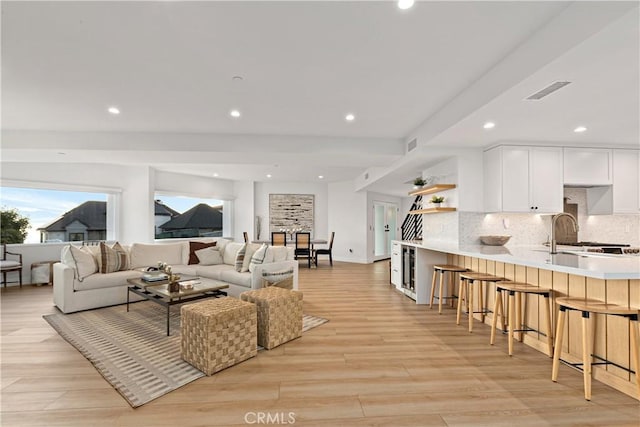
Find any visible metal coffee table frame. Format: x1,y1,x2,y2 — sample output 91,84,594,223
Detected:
127,278,228,336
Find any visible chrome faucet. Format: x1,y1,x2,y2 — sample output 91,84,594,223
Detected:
550,212,579,254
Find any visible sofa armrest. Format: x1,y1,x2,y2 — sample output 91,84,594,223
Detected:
53,262,77,313
251,260,299,290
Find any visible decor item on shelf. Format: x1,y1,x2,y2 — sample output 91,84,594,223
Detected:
479,235,511,246
430,195,445,207
413,177,426,189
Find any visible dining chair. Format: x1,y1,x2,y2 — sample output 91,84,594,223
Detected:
243,231,249,243
271,232,287,246
1,244,23,288
294,232,312,268
314,231,335,266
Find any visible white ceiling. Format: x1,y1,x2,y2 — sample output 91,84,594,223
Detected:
2,1,638,195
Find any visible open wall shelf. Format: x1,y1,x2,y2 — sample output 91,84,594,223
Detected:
408,184,456,197
408,207,457,215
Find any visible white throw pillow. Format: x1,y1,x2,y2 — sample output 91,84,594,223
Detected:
249,244,269,273
195,247,223,265
223,242,244,265
241,243,261,273
68,245,98,281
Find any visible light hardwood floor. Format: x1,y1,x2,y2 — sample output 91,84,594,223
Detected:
1,261,638,426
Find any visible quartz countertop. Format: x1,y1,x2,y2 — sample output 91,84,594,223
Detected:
394,240,640,280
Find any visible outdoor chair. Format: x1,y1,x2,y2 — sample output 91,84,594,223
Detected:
1,244,23,288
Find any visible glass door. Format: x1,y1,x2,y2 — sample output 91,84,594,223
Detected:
374,201,398,260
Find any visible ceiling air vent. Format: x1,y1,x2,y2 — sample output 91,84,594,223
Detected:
525,81,571,100
407,138,417,152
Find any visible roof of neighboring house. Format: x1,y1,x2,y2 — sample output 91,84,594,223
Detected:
160,204,222,230
38,201,106,231
154,200,180,217
39,200,181,231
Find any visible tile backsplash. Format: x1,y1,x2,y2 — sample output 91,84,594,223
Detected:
456,188,639,247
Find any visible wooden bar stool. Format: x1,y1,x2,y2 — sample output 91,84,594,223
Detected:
489,281,554,357
429,264,468,314
457,272,503,333
552,297,640,401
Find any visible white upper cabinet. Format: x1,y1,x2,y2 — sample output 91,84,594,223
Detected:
484,145,563,213
612,149,639,213
563,148,613,185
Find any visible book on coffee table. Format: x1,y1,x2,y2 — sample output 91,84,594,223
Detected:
141,272,169,282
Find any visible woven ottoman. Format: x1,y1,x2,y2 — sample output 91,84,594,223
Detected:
181,297,257,376
240,287,303,350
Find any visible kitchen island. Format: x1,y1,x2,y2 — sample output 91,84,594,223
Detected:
391,240,640,400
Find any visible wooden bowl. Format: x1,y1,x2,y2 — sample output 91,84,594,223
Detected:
480,235,511,246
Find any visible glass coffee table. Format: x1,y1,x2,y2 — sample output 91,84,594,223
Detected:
126,276,228,336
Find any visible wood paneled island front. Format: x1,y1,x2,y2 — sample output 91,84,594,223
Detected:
392,240,640,400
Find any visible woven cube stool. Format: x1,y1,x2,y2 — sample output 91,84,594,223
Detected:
241,287,303,350
181,297,257,376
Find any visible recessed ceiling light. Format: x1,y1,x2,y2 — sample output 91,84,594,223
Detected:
318,175,324,179
398,0,415,10
57,152,66,155
107,106,120,115
232,75,244,81
345,113,355,122
483,122,495,129
213,173,219,177
266,174,272,178
574,126,587,133
230,109,241,118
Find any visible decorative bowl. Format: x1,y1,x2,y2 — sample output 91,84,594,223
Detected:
479,235,511,246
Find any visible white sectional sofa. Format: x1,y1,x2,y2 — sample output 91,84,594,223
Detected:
53,238,299,314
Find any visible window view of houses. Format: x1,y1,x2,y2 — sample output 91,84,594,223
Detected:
0,187,223,243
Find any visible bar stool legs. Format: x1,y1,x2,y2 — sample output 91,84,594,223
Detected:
490,282,554,357
429,265,467,314
552,297,640,401
457,273,502,333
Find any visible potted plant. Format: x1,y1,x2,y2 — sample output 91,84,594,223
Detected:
430,195,445,207
413,177,426,189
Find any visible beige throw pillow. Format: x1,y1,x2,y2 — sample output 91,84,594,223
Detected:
98,242,129,273
195,247,223,265
68,245,98,281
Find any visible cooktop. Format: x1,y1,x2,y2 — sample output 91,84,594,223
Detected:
557,242,630,247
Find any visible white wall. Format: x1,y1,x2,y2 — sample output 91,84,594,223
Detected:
253,181,328,241
328,181,368,263
155,170,235,200
233,181,255,242
367,191,402,262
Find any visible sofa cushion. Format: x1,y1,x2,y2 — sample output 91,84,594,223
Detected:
195,247,223,265
216,238,231,256
223,242,244,265
98,242,129,273
170,265,198,276
220,269,252,288
66,245,98,282
73,269,142,291
129,243,183,269
248,244,268,273
188,241,217,265
197,264,234,281
270,246,289,263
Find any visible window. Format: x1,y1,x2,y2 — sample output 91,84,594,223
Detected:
154,194,225,239
0,186,111,244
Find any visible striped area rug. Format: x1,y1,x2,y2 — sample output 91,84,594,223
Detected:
43,302,328,408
